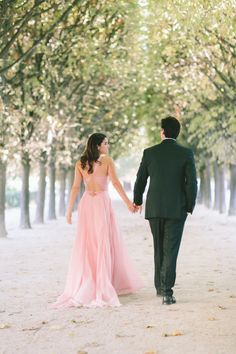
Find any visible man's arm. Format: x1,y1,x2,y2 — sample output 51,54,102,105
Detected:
133,150,149,206
185,150,198,213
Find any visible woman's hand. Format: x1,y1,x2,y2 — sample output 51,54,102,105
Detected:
66,210,72,224
126,200,136,213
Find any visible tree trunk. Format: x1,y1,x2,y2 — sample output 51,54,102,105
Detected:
213,162,220,210
20,152,31,229
59,166,67,216
198,168,205,204
218,165,226,214
203,164,211,208
48,160,56,220
67,167,75,211
0,160,7,237
47,145,57,220
67,167,74,199
213,162,226,213
229,164,236,216
35,152,47,223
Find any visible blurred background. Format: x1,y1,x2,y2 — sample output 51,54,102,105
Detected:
0,0,235,237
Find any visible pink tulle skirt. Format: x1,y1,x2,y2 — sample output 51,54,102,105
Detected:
50,191,143,308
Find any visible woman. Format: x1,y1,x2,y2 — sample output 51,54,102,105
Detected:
51,133,143,308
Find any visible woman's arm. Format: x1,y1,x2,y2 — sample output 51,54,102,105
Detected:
108,157,135,212
66,162,82,224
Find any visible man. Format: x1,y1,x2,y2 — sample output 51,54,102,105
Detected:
133,116,197,305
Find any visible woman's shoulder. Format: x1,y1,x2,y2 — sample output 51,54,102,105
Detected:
100,154,113,164
75,160,83,171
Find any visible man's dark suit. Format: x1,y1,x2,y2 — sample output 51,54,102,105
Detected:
133,139,197,296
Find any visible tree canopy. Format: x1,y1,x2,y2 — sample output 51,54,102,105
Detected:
0,0,235,165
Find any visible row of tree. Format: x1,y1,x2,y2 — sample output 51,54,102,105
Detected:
0,0,143,236
0,0,235,238
137,0,236,215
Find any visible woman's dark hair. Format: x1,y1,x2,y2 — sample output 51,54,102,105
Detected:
80,133,107,173
161,116,181,139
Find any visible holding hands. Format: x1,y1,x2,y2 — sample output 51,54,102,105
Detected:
133,203,142,214
126,200,142,214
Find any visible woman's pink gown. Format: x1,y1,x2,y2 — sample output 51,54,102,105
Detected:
51,162,143,308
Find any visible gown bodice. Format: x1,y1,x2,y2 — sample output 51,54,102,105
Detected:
82,161,109,194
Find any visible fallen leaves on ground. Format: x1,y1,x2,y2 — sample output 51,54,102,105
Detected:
9,311,22,316
229,295,236,298
144,351,157,354
168,308,179,311
77,351,88,354
71,319,93,325
116,333,135,338
162,330,183,337
83,342,101,348
22,321,48,331
146,325,155,329
218,305,226,310
0,323,11,329
208,288,215,292
22,326,41,331
208,317,217,321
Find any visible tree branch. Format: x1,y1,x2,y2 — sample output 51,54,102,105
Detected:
0,0,82,75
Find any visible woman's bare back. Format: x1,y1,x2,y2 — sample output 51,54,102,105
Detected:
77,155,110,193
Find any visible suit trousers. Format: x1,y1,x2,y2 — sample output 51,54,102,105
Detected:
149,215,187,296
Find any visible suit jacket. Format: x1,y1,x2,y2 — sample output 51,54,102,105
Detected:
133,139,198,219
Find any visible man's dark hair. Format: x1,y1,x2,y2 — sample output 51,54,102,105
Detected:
161,116,181,139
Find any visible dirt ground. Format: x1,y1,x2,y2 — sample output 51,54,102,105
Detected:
1,202,236,354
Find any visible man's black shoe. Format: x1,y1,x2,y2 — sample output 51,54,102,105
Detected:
162,295,176,305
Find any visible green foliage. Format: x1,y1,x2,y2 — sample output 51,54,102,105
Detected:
138,0,236,164
0,0,235,173
0,0,142,170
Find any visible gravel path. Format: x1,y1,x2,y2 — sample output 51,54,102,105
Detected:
1,202,236,354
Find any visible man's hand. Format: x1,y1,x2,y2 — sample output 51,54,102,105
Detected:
133,203,142,214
